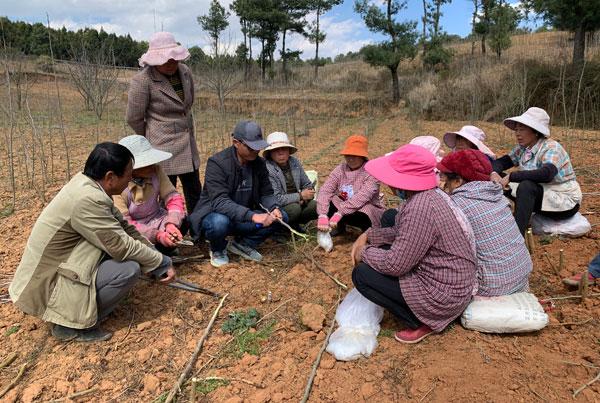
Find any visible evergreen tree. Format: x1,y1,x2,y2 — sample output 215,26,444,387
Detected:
525,0,600,65
197,0,231,58
354,0,417,103
487,1,520,58
307,0,343,80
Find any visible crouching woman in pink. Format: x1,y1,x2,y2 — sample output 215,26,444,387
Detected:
316,135,385,235
114,135,187,254
350,145,477,343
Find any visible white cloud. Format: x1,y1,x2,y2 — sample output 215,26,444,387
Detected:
3,0,375,60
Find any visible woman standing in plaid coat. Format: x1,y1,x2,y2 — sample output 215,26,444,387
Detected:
126,32,201,214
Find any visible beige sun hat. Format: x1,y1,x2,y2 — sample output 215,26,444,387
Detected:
443,125,496,158
264,132,297,157
503,107,550,137
119,135,172,169
138,32,190,67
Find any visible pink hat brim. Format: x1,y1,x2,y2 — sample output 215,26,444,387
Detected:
139,46,190,67
365,157,439,191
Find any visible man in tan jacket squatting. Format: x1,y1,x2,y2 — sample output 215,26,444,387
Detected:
9,142,176,342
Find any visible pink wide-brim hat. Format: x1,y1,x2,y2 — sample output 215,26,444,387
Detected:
409,135,444,162
365,144,438,191
444,125,496,158
139,32,190,67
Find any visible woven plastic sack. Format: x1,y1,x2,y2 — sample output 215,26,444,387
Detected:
461,292,548,333
317,231,333,252
531,212,591,238
326,289,384,361
305,170,319,192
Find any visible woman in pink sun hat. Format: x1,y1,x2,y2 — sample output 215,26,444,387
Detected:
350,144,477,344
126,32,201,217
444,125,496,161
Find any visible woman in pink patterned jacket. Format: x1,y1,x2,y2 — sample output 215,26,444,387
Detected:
114,135,186,254
316,135,385,235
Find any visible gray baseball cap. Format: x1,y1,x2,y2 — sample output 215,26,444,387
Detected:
232,120,269,151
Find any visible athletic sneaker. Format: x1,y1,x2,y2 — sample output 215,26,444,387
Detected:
209,250,229,267
227,240,263,262
562,272,596,287
394,325,433,344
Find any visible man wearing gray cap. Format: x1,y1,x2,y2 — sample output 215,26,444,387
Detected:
189,121,287,267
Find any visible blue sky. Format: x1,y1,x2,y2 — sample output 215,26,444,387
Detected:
2,0,538,59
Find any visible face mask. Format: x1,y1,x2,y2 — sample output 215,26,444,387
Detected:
395,189,407,200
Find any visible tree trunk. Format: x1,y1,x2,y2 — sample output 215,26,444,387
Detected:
243,20,249,80
282,29,288,84
573,24,586,66
261,38,266,81
481,33,486,54
422,0,428,55
313,7,321,80
390,65,400,104
471,0,478,55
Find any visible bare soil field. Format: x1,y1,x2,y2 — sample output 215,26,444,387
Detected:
1,80,600,402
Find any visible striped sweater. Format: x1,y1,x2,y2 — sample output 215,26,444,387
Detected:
450,181,531,296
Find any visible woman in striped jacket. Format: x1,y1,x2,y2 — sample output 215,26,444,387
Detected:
438,149,531,296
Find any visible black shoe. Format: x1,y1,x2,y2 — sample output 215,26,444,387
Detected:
51,324,112,342
75,327,113,342
51,324,79,341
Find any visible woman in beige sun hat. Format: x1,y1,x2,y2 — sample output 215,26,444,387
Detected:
126,32,201,216
263,131,317,229
114,135,187,254
490,107,582,235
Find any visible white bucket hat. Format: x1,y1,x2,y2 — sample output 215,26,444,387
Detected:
443,125,496,158
264,132,297,157
119,135,172,169
504,107,550,137
139,32,190,67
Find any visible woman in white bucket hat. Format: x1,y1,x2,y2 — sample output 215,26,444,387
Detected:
443,125,496,160
263,132,317,230
490,107,582,235
126,32,201,216
114,135,188,253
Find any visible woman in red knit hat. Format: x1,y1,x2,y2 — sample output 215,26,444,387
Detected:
438,149,532,296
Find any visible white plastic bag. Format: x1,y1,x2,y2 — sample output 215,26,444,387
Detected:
305,170,319,192
317,231,333,252
461,292,548,333
326,288,384,361
531,212,591,238
334,288,384,328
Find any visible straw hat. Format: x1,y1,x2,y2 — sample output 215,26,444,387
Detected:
340,135,368,158
263,132,297,157
365,144,438,191
139,32,190,67
119,135,172,169
437,149,492,182
504,107,550,137
444,126,495,158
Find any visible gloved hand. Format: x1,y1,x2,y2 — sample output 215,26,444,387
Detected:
329,212,343,229
317,215,330,232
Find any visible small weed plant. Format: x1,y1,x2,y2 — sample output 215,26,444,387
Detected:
196,378,231,395
222,308,275,357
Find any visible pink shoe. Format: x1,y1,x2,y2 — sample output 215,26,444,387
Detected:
394,325,433,344
563,272,596,287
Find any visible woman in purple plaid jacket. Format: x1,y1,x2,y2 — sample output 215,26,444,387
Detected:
351,144,477,344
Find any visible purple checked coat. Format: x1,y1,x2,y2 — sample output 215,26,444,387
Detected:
126,63,200,176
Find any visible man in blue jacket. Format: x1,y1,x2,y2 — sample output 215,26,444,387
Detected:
190,121,287,267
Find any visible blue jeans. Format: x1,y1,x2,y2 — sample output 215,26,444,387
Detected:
589,253,600,278
201,211,288,252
